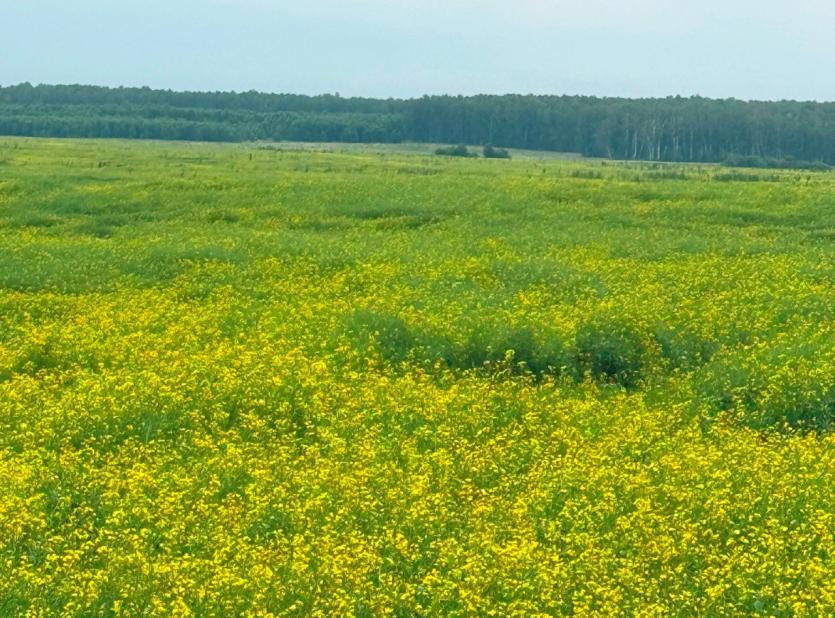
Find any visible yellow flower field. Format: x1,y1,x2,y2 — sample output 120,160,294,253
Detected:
0,138,833,615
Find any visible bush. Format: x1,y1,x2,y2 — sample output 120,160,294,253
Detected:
575,318,646,388
345,309,416,364
419,325,565,378
723,154,831,171
435,144,477,158
654,325,718,372
345,316,569,379
694,340,835,431
483,145,511,159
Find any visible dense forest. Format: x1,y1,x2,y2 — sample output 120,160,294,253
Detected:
3,83,835,164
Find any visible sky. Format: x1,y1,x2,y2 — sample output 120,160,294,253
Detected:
2,0,835,101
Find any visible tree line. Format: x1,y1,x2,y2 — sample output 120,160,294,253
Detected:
3,83,835,164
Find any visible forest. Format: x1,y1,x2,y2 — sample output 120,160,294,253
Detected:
2,82,835,164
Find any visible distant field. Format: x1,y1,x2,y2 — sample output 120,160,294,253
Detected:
0,137,833,615
254,141,585,160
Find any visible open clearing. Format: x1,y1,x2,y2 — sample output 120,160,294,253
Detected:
0,138,833,615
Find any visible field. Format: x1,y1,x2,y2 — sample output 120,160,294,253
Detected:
1,138,834,616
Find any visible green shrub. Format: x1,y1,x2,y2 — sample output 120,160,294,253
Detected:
575,318,646,387
483,145,511,159
723,154,831,171
444,325,567,377
346,316,568,378
654,325,718,371
694,334,835,431
435,145,477,158
346,309,416,364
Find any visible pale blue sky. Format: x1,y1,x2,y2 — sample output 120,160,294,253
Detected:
2,0,835,100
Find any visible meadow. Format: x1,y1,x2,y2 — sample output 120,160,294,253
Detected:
0,137,833,616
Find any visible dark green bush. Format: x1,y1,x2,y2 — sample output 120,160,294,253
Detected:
344,314,568,378
695,352,835,431
723,154,831,171
345,309,416,364
694,327,835,432
435,145,477,158
444,326,566,377
654,325,718,371
483,145,511,159
575,318,646,387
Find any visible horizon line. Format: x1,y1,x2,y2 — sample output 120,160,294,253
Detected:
4,82,835,106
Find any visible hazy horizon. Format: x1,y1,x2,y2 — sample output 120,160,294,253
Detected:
4,0,835,102
6,83,835,105
4,83,834,105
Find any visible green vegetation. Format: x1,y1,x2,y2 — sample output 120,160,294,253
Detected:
0,138,834,615
723,153,832,171
434,144,477,158
483,144,511,159
7,83,835,163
